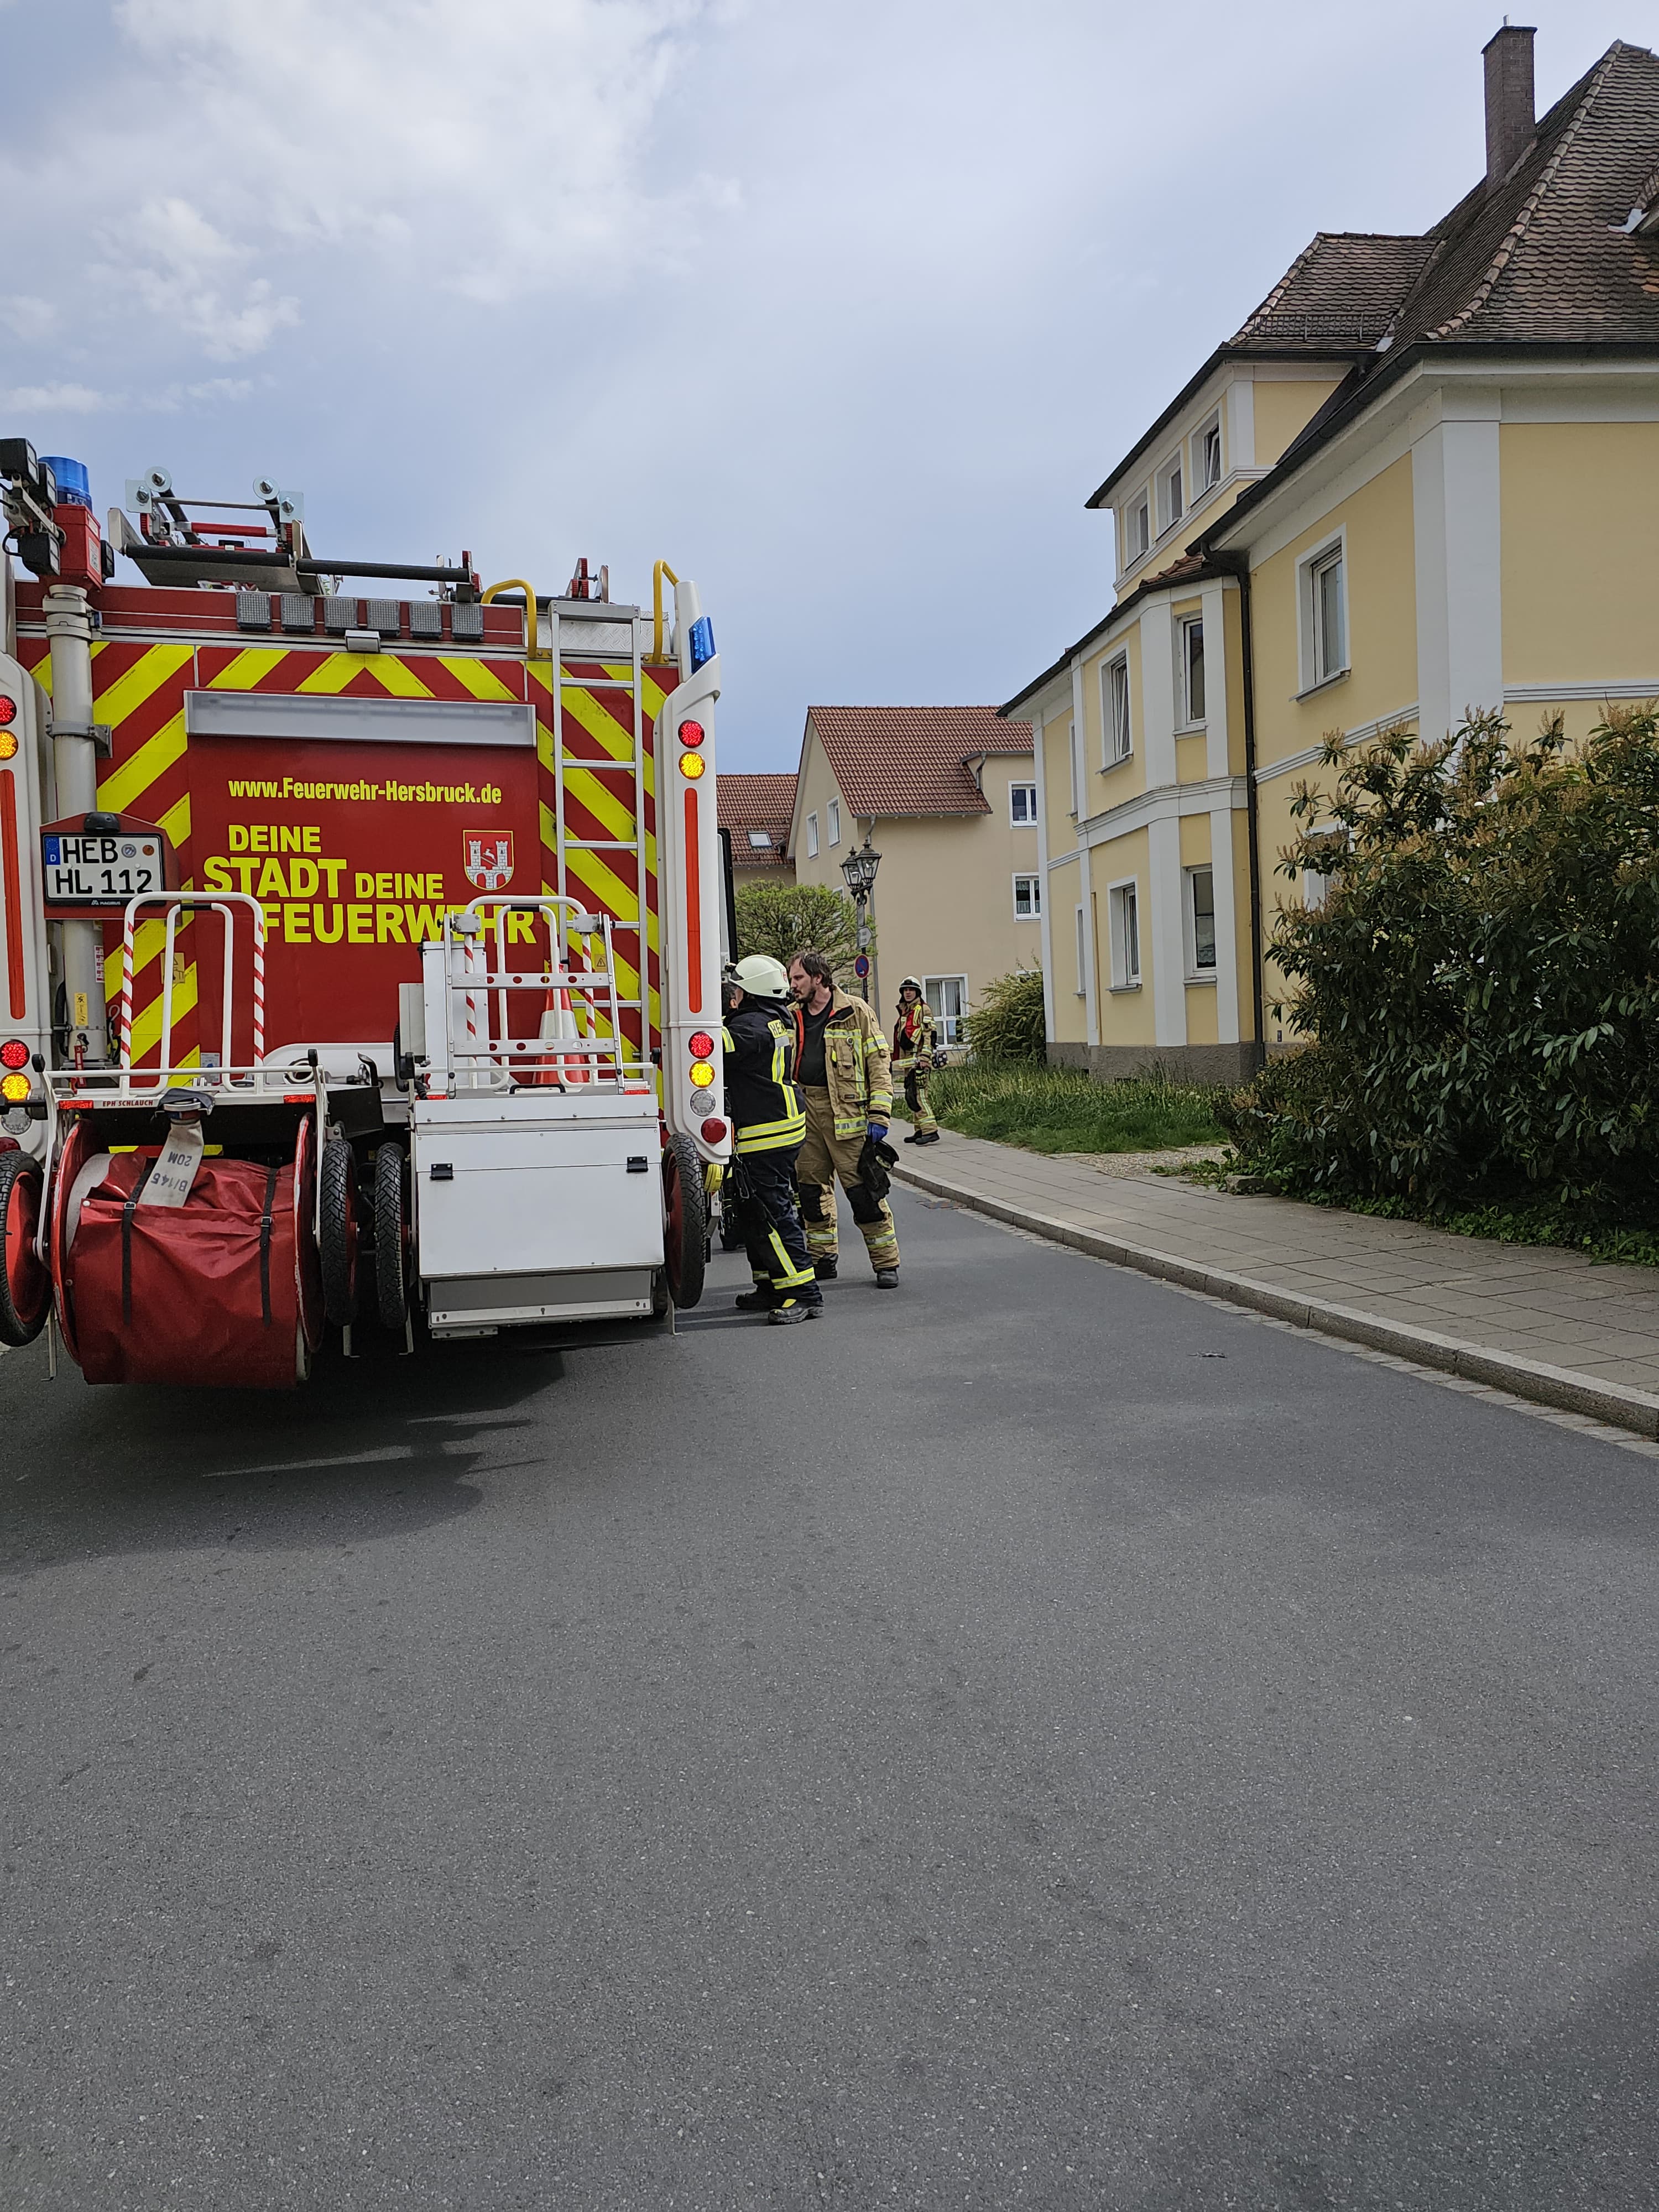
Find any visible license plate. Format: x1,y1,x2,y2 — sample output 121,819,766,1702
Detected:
41,831,164,906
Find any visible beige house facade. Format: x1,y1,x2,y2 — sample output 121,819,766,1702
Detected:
788,707,1041,1043
1006,27,1659,1078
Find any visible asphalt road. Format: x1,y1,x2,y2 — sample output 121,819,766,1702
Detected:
3,1187,1656,2210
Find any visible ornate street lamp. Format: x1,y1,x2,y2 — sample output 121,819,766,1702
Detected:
839,837,881,1002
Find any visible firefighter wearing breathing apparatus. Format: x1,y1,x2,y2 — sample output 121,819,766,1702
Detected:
721,954,822,1325
786,949,901,1287
891,975,942,1143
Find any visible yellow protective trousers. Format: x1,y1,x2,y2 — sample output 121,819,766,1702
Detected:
795,1086,899,1273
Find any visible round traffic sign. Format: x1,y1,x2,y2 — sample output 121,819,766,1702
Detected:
853,954,870,978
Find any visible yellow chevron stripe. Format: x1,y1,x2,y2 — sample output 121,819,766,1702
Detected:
564,765,637,843
130,966,199,1060
444,656,522,703
205,647,287,691
114,910,195,993
560,685,635,765
158,792,190,848
98,712,186,814
555,822,641,925
358,655,436,701
89,641,194,726
296,654,375,696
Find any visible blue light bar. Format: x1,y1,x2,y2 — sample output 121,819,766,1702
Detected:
40,456,91,510
688,615,715,671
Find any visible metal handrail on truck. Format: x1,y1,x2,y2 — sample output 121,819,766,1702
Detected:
433,895,654,1093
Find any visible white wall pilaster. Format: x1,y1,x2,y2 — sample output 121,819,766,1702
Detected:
1199,581,1231,781
1412,395,1503,744
1209,804,1240,1042
1147,813,1186,1047
1226,375,1256,472
1030,716,1056,1043
1139,599,1177,787
1071,661,1098,1043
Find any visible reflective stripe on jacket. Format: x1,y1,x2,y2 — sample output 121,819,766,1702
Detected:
794,987,893,1140
891,998,939,1070
723,1000,807,1156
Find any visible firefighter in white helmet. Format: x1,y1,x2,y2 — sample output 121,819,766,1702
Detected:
891,975,942,1144
721,954,822,1324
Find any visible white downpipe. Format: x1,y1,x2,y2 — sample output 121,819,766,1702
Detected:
44,585,108,1063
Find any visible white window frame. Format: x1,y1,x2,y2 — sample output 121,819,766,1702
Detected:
1183,864,1218,978
1156,453,1183,534
827,799,840,848
1013,872,1041,920
1009,781,1037,825
1297,529,1349,694
1196,412,1223,494
1126,493,1151,564
806,811,819,859
1176,615,1206,730
1073,905,1088,998
1107,878,1141,990
924,973,968,1047
1102,653,1131,766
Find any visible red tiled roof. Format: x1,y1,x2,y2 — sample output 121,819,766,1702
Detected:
805,706,1032,820
719,771,796,865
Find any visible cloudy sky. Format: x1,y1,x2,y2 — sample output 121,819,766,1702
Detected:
3,0,1655,768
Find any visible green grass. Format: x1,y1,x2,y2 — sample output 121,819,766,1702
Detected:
920,1061,1227,1156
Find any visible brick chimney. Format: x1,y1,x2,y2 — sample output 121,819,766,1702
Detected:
1483,23,1536,186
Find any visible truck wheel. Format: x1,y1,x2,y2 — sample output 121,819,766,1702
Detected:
0,1151,50,1347
320,1136,358,1328
662,1133,706,1310
374,1142,410,1333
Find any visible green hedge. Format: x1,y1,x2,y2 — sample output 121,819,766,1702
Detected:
1227,706,1659,1223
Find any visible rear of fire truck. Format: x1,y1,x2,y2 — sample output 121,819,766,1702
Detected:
0,441,730,1386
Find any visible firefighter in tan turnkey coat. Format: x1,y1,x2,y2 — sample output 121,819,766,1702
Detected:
786,950,901,1286
891,975,942,1144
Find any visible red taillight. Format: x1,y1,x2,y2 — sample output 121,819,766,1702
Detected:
0,698,15,727
688,1031,714,1058
700,1117,727,1143
679,719,705,747
0,1039,29,1070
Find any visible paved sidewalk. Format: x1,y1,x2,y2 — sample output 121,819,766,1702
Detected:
894,1131,1659,1438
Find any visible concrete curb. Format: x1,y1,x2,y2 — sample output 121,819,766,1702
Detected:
894,1157,1659,1441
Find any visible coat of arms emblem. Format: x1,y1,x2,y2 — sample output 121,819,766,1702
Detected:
463,831,514,891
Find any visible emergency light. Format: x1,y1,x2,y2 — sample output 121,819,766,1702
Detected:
688,617,716,671
687,1032,714,1058
0,697,16,724
0,1039,30,1070
679,720,705,747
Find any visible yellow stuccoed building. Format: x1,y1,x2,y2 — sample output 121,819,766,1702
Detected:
1004,25,1659,1079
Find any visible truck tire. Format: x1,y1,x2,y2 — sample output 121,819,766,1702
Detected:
374,1142,410,1333
0,1151,50,1347
319,1136,358,1328
662,1132,706,1310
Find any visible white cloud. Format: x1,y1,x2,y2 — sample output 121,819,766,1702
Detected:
0,295,56,341
0,383,109,414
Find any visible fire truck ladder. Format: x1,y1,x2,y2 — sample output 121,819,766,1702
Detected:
544,595,652,1061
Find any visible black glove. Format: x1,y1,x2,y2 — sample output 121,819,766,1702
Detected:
855,1135,900,1202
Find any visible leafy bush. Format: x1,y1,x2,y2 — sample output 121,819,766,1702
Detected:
1232,706,1659,1221
929,1062,1225,1155
734,881,864,980
962,967,1046,1062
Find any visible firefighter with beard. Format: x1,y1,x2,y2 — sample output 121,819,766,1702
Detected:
721,955,822,1325
891,975,942,1144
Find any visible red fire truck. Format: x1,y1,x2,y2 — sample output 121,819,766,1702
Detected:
0,441,730,1386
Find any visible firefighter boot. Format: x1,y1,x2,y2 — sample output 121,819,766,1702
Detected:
769,1296,821,1325
874,1269,899,1288
814,1257,838,1280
